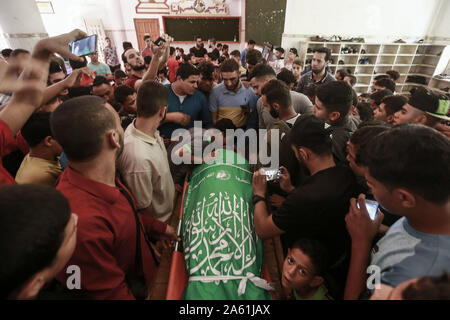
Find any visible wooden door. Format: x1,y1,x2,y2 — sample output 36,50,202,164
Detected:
134,19,160,50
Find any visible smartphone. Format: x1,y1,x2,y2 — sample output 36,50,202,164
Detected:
263,168,282,182
70,35,97,57
154,37,166,46
357,200,379,221
241,104,250,115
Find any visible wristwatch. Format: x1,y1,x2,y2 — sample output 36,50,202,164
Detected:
252,195,266,205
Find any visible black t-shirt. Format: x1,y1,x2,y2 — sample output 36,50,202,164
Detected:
189,46,207,58
272,165,359,263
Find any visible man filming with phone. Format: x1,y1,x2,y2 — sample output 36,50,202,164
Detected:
252,114,359,294
123,34,172,91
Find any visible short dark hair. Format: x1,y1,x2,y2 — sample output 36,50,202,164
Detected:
245,49,263,66
51,96,116,162
386,70,400,81
122,41,133,51
198,62,215,81
275,47,285,54
248,63,276,81
194,35,202,41
1,48,12,58
374,74,389,81
230,50,241,59
313,47,331,61
170,46,175,56
351,88,358,107
222,44,229,50
93,75,110,87
276,68,296,86
345,74,357,85
10,49,30,58
114,69,127,79
261,79,292,110
114,85,135,104
220,59,239,73
0,184,71,299
176,62,200,80
316,81,353,120
248,40,256,45
363,124,450,204
402,272,450,300
370,89,393,106
336,69,348,79
136,81,169,118
21,112,53,148
290,114,333,156
381,95,407,116
350,125,391,166
356,102,374,122
375,78,396,92
290,238,330,276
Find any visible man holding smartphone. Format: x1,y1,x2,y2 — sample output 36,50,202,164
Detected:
252,114,359,292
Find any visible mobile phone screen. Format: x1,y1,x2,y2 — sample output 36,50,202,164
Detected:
357,201,379,220
70,35,97,57
264,169,281,182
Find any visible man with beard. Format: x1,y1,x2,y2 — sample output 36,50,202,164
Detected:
189,35,207,65
295,47,335,95
51,95,178,299
209,59,258,129
123,35,172,91
252,114,359,292
118,81,175,223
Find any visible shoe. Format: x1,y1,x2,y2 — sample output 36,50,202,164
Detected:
310,35,325,42
329,58,334,64
361,49,366,54
416,39,424,43
338,60,345,65
329,35,341,42
394,39,406,43
307,48,313,53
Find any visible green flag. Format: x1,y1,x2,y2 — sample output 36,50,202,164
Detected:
181,149,273,300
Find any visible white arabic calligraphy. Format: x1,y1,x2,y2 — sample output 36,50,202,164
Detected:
183,190,257,279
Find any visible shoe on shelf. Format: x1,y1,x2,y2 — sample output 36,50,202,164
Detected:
360,49,366,54
338,60,345,65
310,35,326,42
328,35,342,42
416,39,424,43
394,39,406,43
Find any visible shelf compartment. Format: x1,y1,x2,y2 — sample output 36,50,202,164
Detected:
381,44,399,54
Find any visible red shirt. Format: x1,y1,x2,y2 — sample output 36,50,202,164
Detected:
141,48,153,58
0,119,17,185
167,57,179,83
56,167,167,299
124,74,141,90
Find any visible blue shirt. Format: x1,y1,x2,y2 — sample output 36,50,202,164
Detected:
370,217,450,288
209,82,258,129
241,48,248,68
158,84,213,139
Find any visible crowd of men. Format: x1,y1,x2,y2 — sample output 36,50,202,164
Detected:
0,30,449,300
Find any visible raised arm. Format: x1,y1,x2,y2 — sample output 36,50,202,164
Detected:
0,29,87,135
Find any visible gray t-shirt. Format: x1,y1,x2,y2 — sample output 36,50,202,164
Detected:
257,90,313,129
370,217,450,288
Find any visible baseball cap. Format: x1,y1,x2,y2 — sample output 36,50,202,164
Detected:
289,114,332,149
408,87,450,121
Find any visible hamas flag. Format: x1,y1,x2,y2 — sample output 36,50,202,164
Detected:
181,149,274,300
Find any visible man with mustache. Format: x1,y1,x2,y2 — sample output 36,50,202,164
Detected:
295,47,336,95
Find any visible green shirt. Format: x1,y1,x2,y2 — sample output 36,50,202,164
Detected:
87,62,111,77
293,285,333,300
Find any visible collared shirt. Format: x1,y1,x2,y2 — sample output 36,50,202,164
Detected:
56,167,167,299
209,82,258,128
103,46,120,67
118,121,175,222
15,154,62,186
295,70,336,95
158,84,212,139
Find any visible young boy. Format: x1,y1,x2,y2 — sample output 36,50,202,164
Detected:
282,238,333,300
113,69,127,89
16,112,63,186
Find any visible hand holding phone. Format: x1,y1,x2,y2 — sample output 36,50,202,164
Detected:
263,168,282,182
70,35,97,57
357,200,379,221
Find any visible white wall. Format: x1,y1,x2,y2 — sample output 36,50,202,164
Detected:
39,0,246,62
282,0,446,49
